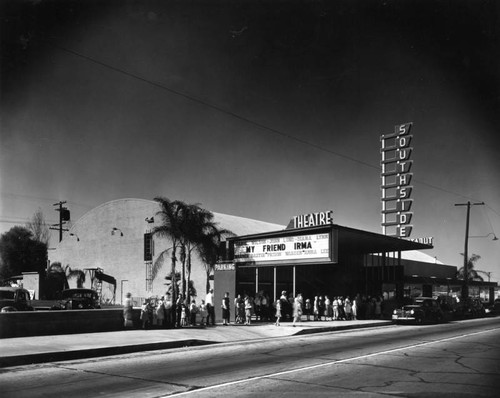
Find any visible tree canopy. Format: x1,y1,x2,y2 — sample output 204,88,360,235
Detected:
0,226,48,282
152,197,233,301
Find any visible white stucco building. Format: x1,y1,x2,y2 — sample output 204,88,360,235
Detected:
49,198,283,304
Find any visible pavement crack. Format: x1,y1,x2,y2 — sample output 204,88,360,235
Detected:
52,364,200,389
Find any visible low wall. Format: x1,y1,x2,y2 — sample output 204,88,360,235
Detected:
0,308,141,339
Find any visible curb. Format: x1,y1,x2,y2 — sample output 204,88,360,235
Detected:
0,340,216,368
0,321,392,368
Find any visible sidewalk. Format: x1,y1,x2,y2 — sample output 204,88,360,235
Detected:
0,319,391,368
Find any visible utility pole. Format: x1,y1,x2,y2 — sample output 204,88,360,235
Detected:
454,201,484,300
50,201,70,242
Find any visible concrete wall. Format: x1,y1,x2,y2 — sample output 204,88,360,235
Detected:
0,309,141,338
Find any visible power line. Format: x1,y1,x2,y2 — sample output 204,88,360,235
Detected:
41,40,500,218
0,191,93,210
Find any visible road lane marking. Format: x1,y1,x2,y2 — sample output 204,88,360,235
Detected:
166,327,500,396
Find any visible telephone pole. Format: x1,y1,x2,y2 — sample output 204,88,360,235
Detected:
50,201,70,242
454,201,484,300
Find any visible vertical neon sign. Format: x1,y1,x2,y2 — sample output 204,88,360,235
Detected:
380,123,414,237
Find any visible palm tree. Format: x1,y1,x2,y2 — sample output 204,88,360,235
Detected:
457,253,484,282
198,227,234,294
152,197,188,303
64,265,86,288
152,197,234,303
181,204,233,301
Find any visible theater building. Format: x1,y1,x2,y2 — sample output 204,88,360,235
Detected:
215,211,435,307
47,200,496,318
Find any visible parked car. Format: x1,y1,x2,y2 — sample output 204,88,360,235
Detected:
0,286,34,312
392,297,444,324
453,297,485,319
484,299,500,317
52,288,101,310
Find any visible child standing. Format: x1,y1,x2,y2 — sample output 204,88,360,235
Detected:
180,304,187,327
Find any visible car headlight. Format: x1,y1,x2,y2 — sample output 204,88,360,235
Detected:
410,309,415,315
393,309,397,315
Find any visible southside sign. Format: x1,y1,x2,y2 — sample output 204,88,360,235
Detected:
380,123,413,237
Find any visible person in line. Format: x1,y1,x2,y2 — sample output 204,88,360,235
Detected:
234,294,243,324
352,295,358,320
304,298,312,321
176,294,184,328
280,291,290,322
318,296,325,321
332,296,339,320
324,295,332,321
292,294,303,327
205,288,215,326
140,299,152,330
275,298,282,326
222,292,230,326
199,299,208,326
244,294,253,325
313,296,319,321
123,292,133,329
180,302,188,327
189,299,198,326
344,297,352,320
164,293,173,328
156,296,165,328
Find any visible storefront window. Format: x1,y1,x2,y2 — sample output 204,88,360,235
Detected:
276,266,293,301
236,267,256,297
403,283,422,298
257,267,274,299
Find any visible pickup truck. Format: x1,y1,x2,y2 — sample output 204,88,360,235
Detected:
0,286,34,312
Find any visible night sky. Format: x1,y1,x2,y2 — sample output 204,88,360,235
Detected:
1,0,499,277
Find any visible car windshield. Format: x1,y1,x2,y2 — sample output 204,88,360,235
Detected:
0,291,15,299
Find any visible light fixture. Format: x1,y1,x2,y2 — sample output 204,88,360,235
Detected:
145,216,154,223
111,227,123,236
70,233,80,241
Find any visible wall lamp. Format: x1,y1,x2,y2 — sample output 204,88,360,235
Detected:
469,232,498,241
145,216,154,223
70,233,80,241
111,227,123,236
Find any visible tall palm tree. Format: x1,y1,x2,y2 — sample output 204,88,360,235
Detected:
152,197,188,303
198,227,234,294
457,253,484,282
181,204,233,301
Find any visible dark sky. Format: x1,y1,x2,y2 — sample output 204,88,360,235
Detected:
1,0,499,275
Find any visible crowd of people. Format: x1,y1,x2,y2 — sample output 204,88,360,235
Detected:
123,289,388,329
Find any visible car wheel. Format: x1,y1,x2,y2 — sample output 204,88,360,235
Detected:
415,317,423,325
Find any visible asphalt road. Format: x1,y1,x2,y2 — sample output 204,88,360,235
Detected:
1,318,499,397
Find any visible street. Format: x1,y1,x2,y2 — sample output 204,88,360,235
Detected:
1,318,499,397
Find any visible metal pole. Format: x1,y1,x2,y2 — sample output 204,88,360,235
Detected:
455,201,484,300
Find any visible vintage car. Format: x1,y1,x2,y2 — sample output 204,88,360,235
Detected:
0,286,34,312
485,299,500,317
453,297,486,319
392,297,444,324
52,288,101,310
